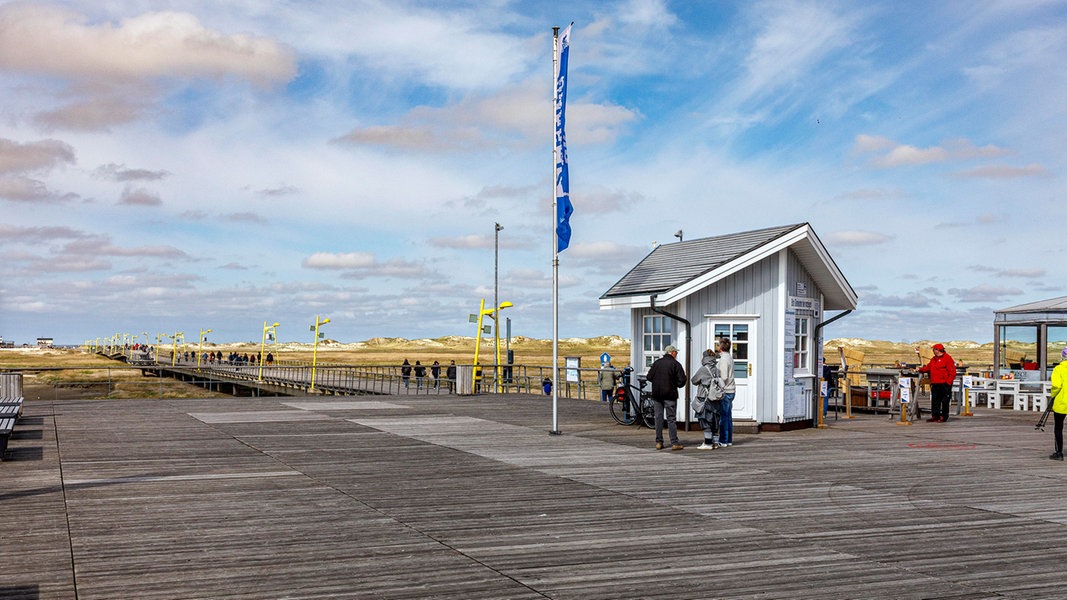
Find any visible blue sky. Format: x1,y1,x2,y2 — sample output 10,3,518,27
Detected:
1,0,1065,346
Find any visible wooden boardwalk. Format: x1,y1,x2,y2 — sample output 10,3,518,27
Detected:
3,392,1066,599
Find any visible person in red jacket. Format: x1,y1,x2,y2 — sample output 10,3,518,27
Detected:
918,343,957,422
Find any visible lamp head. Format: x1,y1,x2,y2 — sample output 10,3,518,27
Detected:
499,301,513,309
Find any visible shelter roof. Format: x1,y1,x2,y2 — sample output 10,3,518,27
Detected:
994,295,1067,325
997,296,1067,314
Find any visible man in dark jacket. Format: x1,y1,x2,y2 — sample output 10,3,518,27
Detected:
646,344,687,450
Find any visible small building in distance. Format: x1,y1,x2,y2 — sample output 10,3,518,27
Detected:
37,337,54,348
600,222,857,431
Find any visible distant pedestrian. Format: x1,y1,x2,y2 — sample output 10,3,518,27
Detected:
1048,347,1067,461
918,343,956,422
431,360,441,389
266,352,274,365
717,337,737,447
597,362,618,402
414,360,426,389
446,360,456,392
646,344,686,451
401,359,412,389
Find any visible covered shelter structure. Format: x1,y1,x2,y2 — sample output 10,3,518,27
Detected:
993,295,1067,381
599,223,857,431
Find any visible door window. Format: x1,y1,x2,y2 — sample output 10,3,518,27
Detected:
714,323,748,380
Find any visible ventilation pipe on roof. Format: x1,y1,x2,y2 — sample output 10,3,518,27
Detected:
649,294,692,426
813,309,853,428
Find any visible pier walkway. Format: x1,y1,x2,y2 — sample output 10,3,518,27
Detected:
3,390,1066,599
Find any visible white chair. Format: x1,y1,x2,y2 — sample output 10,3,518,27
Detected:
1023,382,1051,412
996,380,1021,410
969,378,996,408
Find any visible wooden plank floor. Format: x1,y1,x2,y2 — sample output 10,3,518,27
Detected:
3,392,1065,599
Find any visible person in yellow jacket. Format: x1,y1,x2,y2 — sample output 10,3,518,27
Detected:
1049,347,1067,461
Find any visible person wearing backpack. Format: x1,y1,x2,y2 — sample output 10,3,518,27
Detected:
717,337,737,447
690,348,725,449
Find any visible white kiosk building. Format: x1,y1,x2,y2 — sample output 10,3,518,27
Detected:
599,223,857,431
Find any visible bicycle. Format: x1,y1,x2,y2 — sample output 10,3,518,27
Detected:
609,367,656,428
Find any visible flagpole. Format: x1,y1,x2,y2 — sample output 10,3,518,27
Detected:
550,25,561,435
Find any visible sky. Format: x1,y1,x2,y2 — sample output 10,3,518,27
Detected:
1,0,1066,347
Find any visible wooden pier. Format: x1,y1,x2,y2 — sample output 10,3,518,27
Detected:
3,390,1065,599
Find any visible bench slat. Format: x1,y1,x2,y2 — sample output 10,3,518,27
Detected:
0,416,14,458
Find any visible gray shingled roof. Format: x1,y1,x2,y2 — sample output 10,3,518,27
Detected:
601,223,805,298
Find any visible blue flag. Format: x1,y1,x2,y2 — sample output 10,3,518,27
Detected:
554,24,572,253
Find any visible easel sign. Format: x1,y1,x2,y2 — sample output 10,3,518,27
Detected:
962,375,973,389
899,377,911,403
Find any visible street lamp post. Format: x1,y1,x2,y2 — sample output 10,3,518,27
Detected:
493,302,512,392
197,328,212,367
171,332,184,366
310,316,330,392
259,321,280,381
472,299,513,392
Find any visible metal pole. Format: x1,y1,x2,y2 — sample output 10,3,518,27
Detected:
550,26,561,435
495,222,503,393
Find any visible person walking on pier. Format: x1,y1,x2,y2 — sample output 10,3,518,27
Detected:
647,345,686,451
1048,347,1067,461
918,343,956,422
401,359,412,389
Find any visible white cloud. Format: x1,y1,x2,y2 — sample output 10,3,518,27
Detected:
0,138,75,173
853,135,1011,167
951,163,1046,179
0,175,76,202
0,4,296,85
94,163,170,182
824,230,893,246
119,186,162,206
334,79,638,152
303,252,376,270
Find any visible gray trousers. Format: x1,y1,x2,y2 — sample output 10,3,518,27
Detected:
652,398,678,444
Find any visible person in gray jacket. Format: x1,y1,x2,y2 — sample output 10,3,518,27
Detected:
717,338,737,446
597,362,618,402
690,349,723,449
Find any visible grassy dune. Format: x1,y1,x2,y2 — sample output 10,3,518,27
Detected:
4,336,997,371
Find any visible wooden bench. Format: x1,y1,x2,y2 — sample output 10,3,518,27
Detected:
0,397,22,420
0,416,14,458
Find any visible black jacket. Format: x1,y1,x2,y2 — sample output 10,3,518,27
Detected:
646,353,686,401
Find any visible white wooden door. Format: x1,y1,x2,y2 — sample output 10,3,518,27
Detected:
712,320,756,421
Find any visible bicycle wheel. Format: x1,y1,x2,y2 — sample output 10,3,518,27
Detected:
609,389,638,425
639,395,657,428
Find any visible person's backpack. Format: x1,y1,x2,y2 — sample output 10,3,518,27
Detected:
708,362,726,401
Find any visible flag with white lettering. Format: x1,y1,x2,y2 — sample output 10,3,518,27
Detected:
554,24,572,253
